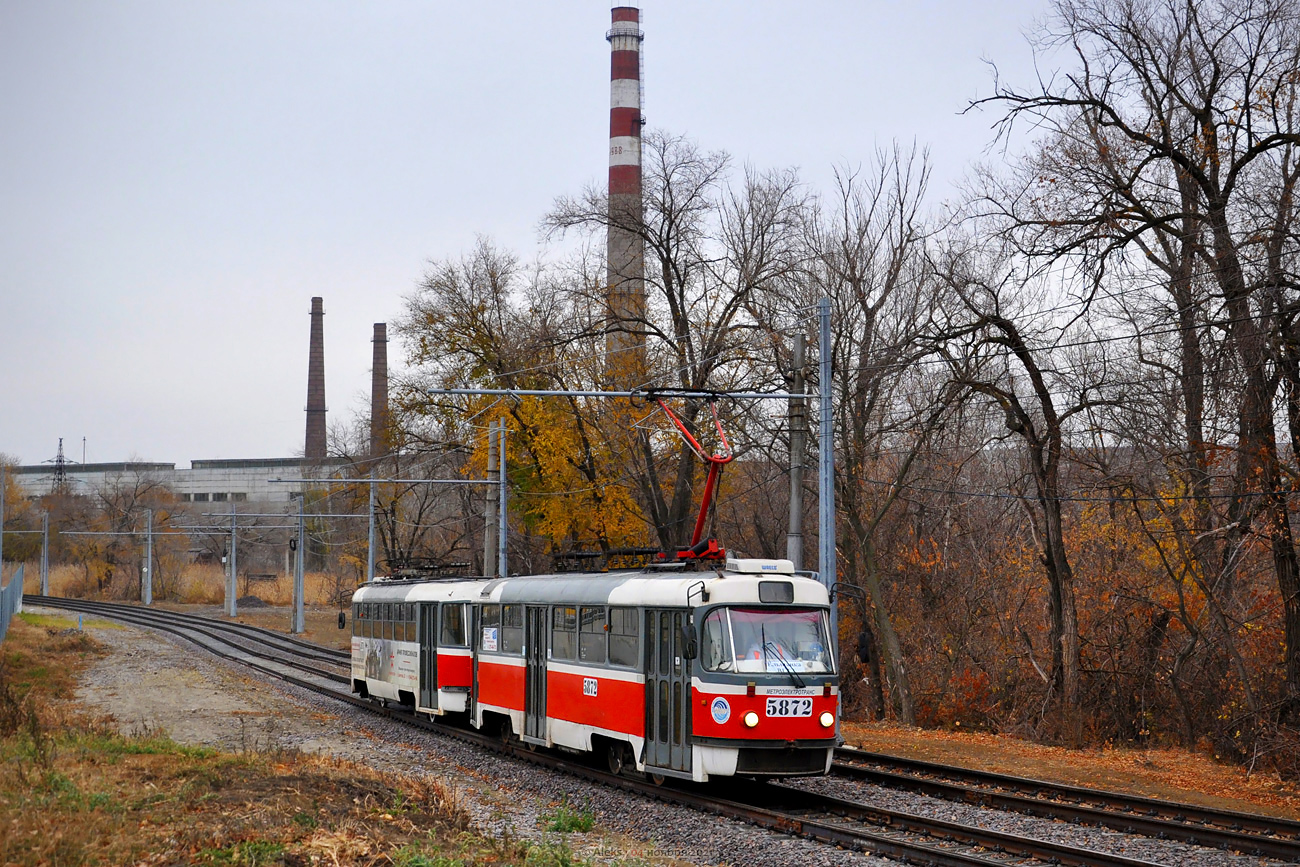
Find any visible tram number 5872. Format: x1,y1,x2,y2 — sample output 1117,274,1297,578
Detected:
765,696,813,717
583,677,598,697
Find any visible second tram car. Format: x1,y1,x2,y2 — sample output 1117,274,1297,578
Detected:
351,577,490,714
351,557,838,782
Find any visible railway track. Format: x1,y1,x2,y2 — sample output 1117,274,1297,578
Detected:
833,747,1300,860
23,596,1300,866
26,595,350,687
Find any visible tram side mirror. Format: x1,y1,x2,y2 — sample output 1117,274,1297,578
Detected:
338,611,347,630
679,625,698,660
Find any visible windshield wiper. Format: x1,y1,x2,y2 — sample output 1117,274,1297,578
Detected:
761,629,806,689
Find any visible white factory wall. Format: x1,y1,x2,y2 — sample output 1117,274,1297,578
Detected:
9,458,347,506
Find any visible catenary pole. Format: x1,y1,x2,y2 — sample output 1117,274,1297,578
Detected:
142,508,153,606
498,422,508,579
40,511,49,595
786,333,807,571
484,422,499,578
366,469,376,584
294,495,305,633
818,298,837,645
226,504,237,617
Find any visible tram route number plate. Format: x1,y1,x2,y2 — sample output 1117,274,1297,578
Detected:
765,696,813,717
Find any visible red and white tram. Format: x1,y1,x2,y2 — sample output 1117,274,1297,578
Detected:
351,557,838,781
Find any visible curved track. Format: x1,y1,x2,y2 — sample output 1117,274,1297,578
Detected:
24,596,1300,866
27,595,349,686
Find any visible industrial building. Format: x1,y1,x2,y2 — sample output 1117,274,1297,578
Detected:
8,457,341,505
11,296,372,508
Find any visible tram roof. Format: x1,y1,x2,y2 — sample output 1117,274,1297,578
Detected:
482,568,829,608
351,562,830,608
354,578,492,602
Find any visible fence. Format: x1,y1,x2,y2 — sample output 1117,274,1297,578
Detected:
0,565,24,644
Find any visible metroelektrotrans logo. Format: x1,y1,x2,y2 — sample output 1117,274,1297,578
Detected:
709,696,731,724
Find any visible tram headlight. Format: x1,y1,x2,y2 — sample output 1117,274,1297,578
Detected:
819,711,835,728
742,711,759,728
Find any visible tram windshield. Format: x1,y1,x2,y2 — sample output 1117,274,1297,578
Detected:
701,607,834,674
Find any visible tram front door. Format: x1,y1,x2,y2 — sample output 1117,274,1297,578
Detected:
644,608,692,777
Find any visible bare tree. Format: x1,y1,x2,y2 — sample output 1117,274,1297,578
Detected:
932,238,1125,741
973,0,1300,722
795,147,947,723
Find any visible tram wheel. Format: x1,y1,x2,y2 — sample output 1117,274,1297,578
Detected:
606,743,628,776
649,772,666,786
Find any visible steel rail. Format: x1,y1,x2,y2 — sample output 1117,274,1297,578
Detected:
833,747,1300,860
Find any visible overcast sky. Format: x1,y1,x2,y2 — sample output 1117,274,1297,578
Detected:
0,1,1049,468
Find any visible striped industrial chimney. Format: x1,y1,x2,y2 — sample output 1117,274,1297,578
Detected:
370,322,389,460
304,297,327,461
606,6,646,373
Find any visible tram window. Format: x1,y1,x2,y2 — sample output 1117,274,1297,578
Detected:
579,607,605,663
672,613,683,676
658,614,671,675
480,604,501,652
758,580,795,604
384,604,394,641
406,603,416,642
552,606,577,660
673,679,682,744
501,604,524,654
608,607,639,667
701,609,733,671
658,680,670,742
440,604,466,646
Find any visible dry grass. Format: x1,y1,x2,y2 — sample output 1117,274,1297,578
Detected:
0,617,580,866
841,720,1300,820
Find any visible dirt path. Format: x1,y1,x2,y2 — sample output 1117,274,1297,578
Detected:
69,609,383,760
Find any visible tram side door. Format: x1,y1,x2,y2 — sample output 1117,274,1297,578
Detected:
468,605,480,723
418,603,438,710
523,605,548,742
644,609,692,775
